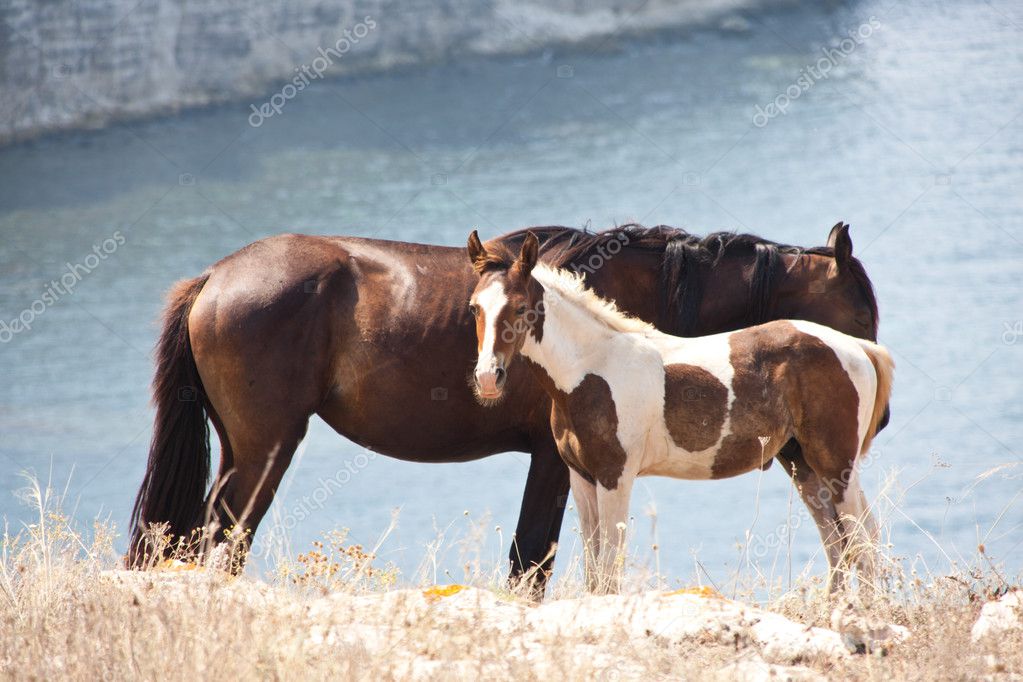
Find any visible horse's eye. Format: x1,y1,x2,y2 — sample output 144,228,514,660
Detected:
469,303,479,317
516,305,527,315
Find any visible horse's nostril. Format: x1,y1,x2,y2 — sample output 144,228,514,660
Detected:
495,367,506,384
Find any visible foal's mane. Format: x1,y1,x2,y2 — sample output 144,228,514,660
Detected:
495,224,879,337
531,264,656,335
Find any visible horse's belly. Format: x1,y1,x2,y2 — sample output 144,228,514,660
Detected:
319,349,536,461
640,434,779,481
640,456,716,480
638,439,718,480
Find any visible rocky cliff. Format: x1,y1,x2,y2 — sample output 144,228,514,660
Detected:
0,0,770,144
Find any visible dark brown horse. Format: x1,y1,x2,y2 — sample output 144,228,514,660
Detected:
129,222,882,590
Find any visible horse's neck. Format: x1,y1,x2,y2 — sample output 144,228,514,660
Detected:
521,289,617,384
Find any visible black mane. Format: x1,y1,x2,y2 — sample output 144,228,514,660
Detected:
496,223,879,337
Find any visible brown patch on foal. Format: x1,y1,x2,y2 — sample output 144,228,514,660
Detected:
711,322,861,488
555,373,629,490
663,364,728,452
527,278,546,343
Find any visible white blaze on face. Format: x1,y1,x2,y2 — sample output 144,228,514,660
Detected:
474,279,509,397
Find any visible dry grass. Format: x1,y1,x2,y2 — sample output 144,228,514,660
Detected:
1,477,1020,681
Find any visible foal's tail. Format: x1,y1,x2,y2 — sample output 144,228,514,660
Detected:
857,341,895,455
128,273,212,566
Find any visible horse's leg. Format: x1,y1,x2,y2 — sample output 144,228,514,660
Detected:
569,470,600,592
508,434,570,595
795,419,877,587
205,416,310,569
777,445,848,593
594,475,634,594
204,406,234,547
834,466,879,583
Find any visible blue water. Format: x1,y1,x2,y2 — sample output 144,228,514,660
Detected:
1,0,1021,588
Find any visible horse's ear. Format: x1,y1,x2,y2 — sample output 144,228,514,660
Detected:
827,222,853,266
517,231,539,277
467,230,488,274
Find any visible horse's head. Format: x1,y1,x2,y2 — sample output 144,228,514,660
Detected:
776,223,879,341
466,230,541,403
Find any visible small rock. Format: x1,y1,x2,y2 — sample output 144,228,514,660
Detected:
830,599,911,654
972,590,1023,644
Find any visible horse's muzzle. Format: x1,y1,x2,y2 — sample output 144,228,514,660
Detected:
475,365,506,400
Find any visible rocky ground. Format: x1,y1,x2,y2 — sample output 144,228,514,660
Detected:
3,560,1007,681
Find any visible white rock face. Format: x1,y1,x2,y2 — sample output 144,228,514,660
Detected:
97,571,913,679
972,590,1023,644
294,585,906,676
520,591,850,665
1,0,780,143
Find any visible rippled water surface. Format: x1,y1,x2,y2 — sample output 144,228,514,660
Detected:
1,0,1021,585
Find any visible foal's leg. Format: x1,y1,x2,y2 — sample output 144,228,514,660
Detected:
595,475,634,594
777,448,848,593
570,470,600,592
834,466,880,583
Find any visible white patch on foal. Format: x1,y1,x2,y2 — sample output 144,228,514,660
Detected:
474,279,509,372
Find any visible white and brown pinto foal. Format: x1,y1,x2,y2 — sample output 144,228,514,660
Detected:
466,231,894,592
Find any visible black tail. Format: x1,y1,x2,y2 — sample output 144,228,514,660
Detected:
128,273,211,565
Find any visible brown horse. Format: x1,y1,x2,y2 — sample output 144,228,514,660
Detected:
467,232,894,592
129,222,882,591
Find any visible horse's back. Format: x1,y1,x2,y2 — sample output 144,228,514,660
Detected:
189,232,467,356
